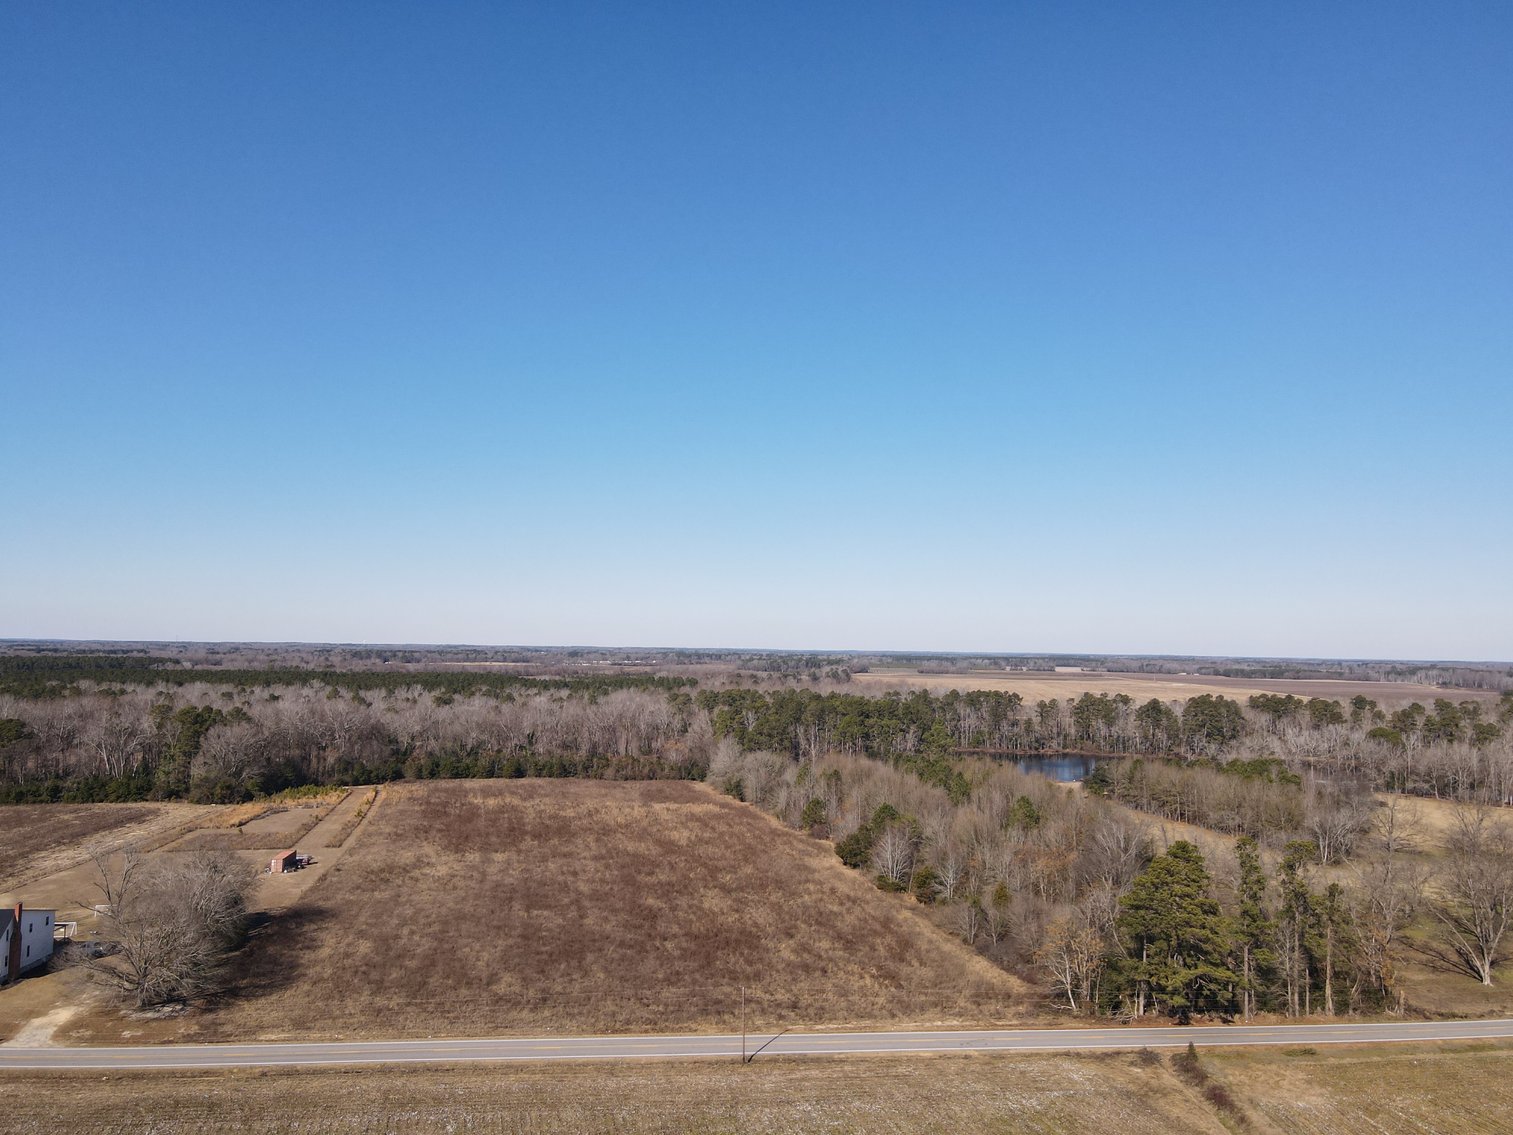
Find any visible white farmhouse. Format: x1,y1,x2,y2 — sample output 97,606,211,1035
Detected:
1,903,56,984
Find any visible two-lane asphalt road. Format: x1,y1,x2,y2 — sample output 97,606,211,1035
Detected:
4,1018,1513,1070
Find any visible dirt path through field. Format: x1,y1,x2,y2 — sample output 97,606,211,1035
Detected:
302,785,377,847
0,1005,79,1047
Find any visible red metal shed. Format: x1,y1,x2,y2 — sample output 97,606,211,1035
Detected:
270,849,299,874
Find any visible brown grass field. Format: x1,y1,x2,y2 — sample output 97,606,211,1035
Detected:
5,1044,1511,1135
853,668,1494,705
0,1052,1228,1135
155,779,1023,1041
0,788,390,1046
1209,1043,1513,1134
8,780,1513,1132
0,802,211,895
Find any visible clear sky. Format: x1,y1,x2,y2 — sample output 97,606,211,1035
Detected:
2,3,1510,659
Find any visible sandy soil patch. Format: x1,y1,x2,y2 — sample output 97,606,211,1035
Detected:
0,1004,79,1047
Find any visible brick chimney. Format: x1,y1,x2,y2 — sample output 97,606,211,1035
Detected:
6,903,21,982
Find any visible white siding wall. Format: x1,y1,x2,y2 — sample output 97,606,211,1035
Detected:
0,923,10,983
18,911,54,975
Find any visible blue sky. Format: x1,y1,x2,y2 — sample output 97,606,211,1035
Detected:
3,3,1510,658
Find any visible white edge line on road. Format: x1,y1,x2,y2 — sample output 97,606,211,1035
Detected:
13,1017,1507,1054
7,1029,1513,1070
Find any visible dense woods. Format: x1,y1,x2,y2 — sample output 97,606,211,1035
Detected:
708,739,1491,1019
5,669,1508,809
0,653,692,700
0,682,707,803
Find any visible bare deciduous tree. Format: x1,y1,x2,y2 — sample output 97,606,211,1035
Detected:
1373,792,1422,855
1080,814,1150,891
871,822,915,889
1433,810,1513,986
79,848,254,1008
84,712,148,779
1349,850,1426,1009
1034,913,1106,1013
1303,780,1373,865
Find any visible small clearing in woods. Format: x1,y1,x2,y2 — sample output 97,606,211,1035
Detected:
188,779,1022,1040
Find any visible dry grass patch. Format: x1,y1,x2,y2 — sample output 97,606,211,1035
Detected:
1380,792,1487,849
0,803,208,892
312,786,378,848
172,790,350,851
0,1052,1228,1135
189,779,1023,1039
1211,1044,1513,1134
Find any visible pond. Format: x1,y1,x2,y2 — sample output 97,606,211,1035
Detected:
1009,753,1105,783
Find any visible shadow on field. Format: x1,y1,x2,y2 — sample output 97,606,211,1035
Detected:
1404,934,1482,982
217,904,336,1008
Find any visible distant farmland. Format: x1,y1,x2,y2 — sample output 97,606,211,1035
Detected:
853,668,1493,704
188,780,1021,1040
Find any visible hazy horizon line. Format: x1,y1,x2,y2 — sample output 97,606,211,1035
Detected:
3,637,1508,668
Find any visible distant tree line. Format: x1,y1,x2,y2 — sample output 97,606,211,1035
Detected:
0,682,710,804
0,654,692,700
698,687,1513,798
1,658,1510,807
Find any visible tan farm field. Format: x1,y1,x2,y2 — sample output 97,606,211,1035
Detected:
0,1051,1231,1135
853,668,1493,705
160,779,1023,1042
2,788,376,934
1,789,387,1046
0,801,213,896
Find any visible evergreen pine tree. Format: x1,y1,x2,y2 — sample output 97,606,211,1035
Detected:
1232,836,1278,1019
1114,840,1238,1020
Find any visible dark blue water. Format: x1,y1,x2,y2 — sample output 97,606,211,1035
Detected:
1011,754,1104,782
